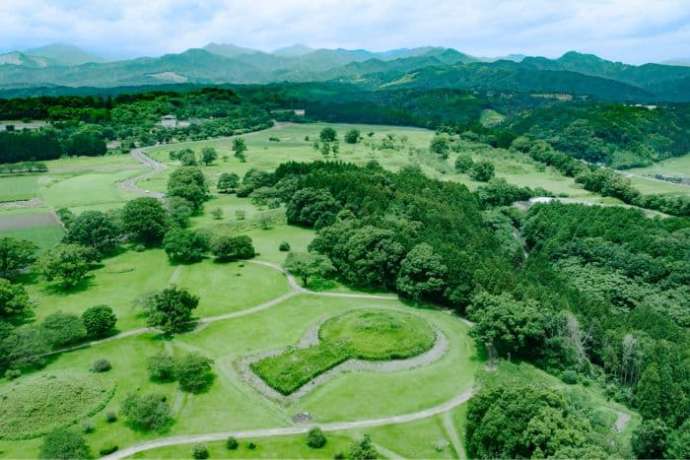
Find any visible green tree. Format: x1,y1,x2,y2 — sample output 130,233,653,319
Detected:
0,278,31,322
232,137,247,161
468,292,548,359
319,127,337,143
217,172,240,193
284,252,334,287
344,129,361,144
666,420,690,459
167,166,209,212
81,305,117,338
0,237,37,281
41,312,87,347
166,196,193,228
122,197,168,246
39,244,93,288
307,427,327,448
210,235,255,262
631,418,668,459
64,210,120,256
39,428,91,459
347,435,378,460
430,134,450,158
120,392,172,432
396,243,447,301
163,228,209,263
200,147,218,166
175,352,214,393
144,286,199,334
469,160,495,181
286,188,340,228
454,154,474,173
0,325,49,371
147,352,177,382
635,363,664,419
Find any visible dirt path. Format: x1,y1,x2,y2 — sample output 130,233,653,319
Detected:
102,388,476,460
118,148,167,198
118,122,292,199
442,410,466,459
614,410,632,433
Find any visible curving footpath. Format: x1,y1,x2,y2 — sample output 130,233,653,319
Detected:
118,148,167,198
103,388,475,460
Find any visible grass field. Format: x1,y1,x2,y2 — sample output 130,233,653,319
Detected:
0,175,39,202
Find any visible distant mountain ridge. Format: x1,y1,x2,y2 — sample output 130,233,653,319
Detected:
0,44,689,102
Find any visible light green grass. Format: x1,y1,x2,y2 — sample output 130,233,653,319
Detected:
25,249,289,331
0,224,64,252
0,175,39,202
0,372,114,440
365,416,456,459
320,309,436,360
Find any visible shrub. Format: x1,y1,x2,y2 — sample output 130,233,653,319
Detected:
105,411,117,423
562,369,578,384
99,445,119,456
279,241,290,252
147,352,177,382
176,353,214,393
469,160,495,182
39,428,91,459
81,420,95,434
226,436,239,450
192,444,210,459
210,235,255,262
247,442,257,450
455,154,474,173
5,369,21,380
91,359,112,373
41,312,87,348
120,393,172,432
307,427,327,449
82,305,117,338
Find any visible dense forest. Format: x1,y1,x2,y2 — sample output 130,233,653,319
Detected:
237,160,690,458
0,88,271,163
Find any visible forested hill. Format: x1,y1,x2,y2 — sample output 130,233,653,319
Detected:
1,45,690,102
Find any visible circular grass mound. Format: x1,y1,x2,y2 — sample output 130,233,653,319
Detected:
0,372,115,440
319,309,436,360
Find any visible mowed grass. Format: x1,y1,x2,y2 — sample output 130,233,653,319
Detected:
319,309,436,360
25,249,290,331
0,209,64,251
0,175,39,202
0,372,114,440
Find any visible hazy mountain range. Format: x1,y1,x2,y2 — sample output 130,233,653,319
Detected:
1,43,689,102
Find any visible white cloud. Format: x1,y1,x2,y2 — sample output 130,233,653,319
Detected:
0,0,688,63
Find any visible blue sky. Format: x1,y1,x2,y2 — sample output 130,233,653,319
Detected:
1,0,688,63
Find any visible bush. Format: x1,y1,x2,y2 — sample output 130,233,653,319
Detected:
81,420,95,434
307,427,327,449
455,154,474,173
105,411,117,423
39,428,91,459
147,352,177,382
279,241,290,252
99,445,118,456
41,312,87,348
192,444,209,459
562,369,578,384
120,393,172,432
226,436,239,450
247,442,257,450
210,235,255,262
82,305,117,338
176,353,214,393
5,369,21,380
91,359,112,373
469,160,495,182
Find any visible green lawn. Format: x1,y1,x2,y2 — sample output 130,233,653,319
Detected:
0,175,40,202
